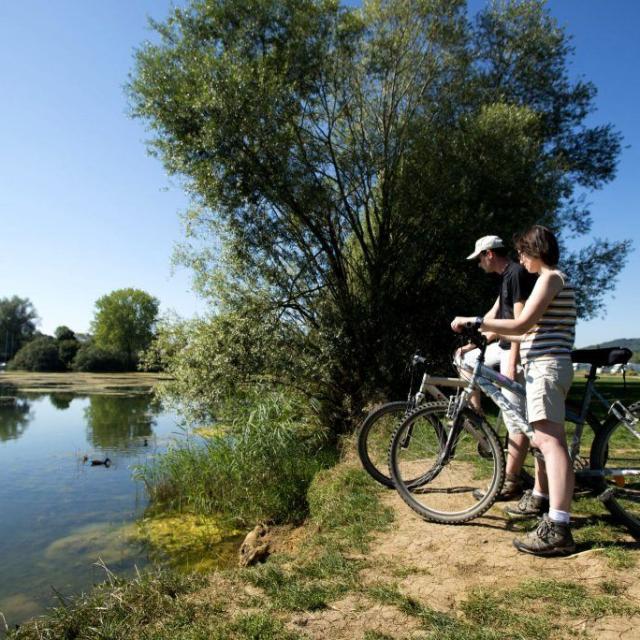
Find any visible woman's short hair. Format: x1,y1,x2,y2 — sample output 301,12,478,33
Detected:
514,225,560,266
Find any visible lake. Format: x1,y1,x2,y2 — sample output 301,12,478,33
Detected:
0,388,221,631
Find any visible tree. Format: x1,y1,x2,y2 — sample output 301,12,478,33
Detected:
91,289,160,368
54,325,76,341
130,0,630,431
0,296,38,361
57,339,80,369
53,325,80,369
8,336,65,372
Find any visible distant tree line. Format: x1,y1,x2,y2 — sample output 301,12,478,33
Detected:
0,289,159,373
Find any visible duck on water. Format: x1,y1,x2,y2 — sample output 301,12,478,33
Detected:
82,455,112,467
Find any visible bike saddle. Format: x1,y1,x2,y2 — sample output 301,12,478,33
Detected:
570,347,632,367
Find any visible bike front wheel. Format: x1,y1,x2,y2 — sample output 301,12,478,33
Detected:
589,401,640,538
389,402,505,524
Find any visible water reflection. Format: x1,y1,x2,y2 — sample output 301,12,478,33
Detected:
49,392,76,410
0,390,32,442
0,392,181,631
84,395,163,450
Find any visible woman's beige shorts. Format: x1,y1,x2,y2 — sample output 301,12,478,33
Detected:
524,357,574,424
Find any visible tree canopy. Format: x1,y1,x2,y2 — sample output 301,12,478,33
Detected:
0,296,38,362
54,325,76,342
91,289,160,368
130,0,630,430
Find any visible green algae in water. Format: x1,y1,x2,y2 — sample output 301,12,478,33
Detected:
136,512,243,573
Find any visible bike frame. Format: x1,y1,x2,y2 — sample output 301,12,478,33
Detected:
446,343,640,481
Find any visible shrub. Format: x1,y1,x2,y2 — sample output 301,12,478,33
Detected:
72,343,127,372
137,389,337,525
57,338,80,368
8,336,65,371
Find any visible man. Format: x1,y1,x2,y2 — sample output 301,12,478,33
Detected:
458,234,537,500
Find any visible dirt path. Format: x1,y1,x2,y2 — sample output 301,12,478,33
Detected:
296,490,640,640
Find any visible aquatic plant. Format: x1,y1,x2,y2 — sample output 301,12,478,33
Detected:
137,389,337,525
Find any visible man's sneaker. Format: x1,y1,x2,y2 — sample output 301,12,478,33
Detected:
513,514,576,556
473,474,523,502
504,489,549,518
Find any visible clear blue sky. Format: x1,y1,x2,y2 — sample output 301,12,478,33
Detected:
0,1,638,347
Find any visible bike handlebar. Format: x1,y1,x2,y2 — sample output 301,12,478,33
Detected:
459,326,487,350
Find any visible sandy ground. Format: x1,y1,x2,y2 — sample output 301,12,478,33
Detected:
291,490,640,640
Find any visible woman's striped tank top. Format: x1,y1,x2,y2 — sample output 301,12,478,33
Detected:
520,271,576,363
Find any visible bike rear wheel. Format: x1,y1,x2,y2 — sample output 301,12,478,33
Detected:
389,403,505,524
357,401,411,488
589,401,640,538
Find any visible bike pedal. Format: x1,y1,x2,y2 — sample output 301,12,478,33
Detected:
597,488,615,502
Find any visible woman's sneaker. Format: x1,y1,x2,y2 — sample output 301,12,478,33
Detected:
504,489,549,518
513,514,576,556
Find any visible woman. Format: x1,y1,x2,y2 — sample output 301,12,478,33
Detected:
451,225,576,556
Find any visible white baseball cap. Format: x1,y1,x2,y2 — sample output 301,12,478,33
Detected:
466,235,505,260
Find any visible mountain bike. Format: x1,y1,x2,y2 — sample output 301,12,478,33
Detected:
357,354,465,488
388,328,640,536
358,349,600,490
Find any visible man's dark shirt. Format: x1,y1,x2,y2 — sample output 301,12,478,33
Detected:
498,262,537,349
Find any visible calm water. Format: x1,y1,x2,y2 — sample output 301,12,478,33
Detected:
0,388,184,630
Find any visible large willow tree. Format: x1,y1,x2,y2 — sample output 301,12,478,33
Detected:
130,0,629,431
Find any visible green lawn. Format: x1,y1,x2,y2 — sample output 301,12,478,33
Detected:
568,374,640,422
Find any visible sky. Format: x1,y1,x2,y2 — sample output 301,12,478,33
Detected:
0,0,638,348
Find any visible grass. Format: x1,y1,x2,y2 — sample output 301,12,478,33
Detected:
7,566,304,640
365,575,640,640
570,495,639,569
363,632,395,640
367,584,472,637
307,465,395,550
567,375,640,423
460,578,640,639
8,568,210,640
243,560,352,611
598,545,637,569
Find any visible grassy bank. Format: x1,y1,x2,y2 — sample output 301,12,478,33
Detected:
7,462,395,639
137,390,338,527
8,458,640,639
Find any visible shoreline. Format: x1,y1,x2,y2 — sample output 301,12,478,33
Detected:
0,371,172,395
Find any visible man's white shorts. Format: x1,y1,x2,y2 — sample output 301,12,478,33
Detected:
461,342,526,435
